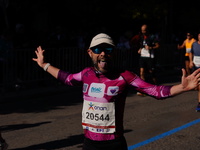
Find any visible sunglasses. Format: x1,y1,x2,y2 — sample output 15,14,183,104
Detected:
90,47,114,54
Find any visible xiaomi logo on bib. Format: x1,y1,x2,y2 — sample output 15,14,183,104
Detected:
88,83,105,98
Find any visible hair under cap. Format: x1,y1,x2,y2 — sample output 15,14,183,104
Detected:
89,33,115,48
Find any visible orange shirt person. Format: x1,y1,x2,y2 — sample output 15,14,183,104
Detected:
178,32,196,75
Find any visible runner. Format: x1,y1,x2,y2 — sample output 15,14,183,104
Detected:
33,33,200,150
189,32,200,112
178,31,196,76
130,24,160,96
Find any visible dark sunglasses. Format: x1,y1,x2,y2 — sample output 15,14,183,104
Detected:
90,47,114,54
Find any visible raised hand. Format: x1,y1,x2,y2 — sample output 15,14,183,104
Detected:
32,46,46,68
181,68,200,90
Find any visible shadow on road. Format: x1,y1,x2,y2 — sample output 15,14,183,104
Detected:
9,129,133,150
10,134,85,150
0,121,51,132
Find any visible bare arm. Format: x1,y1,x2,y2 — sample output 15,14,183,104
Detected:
189,52,194,69
177,40,186,49
32,46,60,78
138,48,142,54
145,42,159,50
170,68,200,95
153,42,159,49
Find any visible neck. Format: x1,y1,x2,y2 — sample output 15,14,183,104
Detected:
94,66,108,74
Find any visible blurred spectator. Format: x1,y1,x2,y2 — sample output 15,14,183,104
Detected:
117,33,130,49
47,25,68,48
75,30,87,49
116,32,131,70
0,29,14,85
13,23,31,48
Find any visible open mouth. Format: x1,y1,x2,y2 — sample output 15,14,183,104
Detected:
98,60,107,68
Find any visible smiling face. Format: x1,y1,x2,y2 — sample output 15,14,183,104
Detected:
88,43,114,73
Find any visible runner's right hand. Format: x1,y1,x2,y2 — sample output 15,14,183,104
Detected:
32,46,46,68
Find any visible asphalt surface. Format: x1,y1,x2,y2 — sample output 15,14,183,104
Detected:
1,72,200,150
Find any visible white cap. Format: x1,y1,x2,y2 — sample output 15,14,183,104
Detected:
89,33,115,48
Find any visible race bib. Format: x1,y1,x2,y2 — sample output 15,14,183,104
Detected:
82,100,115,134
141,48,150,57
193,56,200,67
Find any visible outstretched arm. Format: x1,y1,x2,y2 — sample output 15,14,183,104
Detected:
170,68,200,95
32,46,60,78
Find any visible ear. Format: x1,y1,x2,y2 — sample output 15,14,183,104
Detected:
87,49,92,57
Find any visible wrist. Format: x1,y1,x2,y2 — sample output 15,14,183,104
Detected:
43,63,51,71
40,63,46,68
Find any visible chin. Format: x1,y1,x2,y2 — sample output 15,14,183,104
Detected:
97,67,108,73
100,69,108,73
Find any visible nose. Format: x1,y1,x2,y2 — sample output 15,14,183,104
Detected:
100,51,106,56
